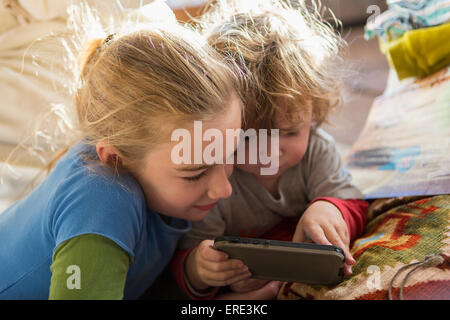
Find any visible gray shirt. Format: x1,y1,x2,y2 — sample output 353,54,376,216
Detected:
178,128,363,249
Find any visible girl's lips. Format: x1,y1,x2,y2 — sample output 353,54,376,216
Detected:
194,202,218,211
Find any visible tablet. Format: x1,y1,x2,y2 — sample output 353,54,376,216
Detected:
213,236,345,285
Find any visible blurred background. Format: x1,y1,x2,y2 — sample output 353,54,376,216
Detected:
0,0,391,211
170,0,391,157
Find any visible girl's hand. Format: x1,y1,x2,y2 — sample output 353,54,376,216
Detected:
185,240,252,291
292,200,356,275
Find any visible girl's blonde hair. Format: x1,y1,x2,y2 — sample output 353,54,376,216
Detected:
6,2,240,201
74,25,239,173
198,0,346,130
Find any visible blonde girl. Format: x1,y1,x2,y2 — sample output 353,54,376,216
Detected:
0,13,245,299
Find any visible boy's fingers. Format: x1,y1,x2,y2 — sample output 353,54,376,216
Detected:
343,263,353,275
292,221,306,243
291,228,306,243
307,225,332,246
323,227,355,265
336,224,350,245
306,225,356,266
346,252,356,265
335,226,356,264
332,229,355,265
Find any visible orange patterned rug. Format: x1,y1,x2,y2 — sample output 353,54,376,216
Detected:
278,195,450,300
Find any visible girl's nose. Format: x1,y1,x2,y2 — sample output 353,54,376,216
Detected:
207,165,233,200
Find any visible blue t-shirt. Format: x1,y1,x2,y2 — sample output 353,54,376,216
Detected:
0,141,191,299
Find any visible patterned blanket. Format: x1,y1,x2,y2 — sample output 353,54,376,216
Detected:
278,195,450,300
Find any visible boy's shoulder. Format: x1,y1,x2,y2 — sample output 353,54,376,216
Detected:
309,127,336,146
305,127,338,158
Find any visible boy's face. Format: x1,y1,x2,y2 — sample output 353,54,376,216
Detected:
235,98,312,180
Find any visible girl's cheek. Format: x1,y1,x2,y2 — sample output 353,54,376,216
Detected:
183,179,211,203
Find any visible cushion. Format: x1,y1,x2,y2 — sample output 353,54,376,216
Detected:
277,195,450,300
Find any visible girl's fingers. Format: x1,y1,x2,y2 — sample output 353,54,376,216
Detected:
199,240,229,262
204,269,252,287
201,258,246,273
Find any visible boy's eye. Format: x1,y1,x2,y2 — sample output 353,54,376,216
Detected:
183,170,208,182
281,130,299,136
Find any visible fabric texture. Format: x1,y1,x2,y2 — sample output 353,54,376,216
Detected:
49,233,131,300
278,195,450,300
365,0,450,41
0,141,191,299
0,0,176,166
380,23,450,80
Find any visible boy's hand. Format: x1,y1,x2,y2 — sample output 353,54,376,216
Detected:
292,200,356,275
185,240,252,291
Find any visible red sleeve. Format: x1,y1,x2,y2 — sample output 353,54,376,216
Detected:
170,247,219,300
310,197,369,243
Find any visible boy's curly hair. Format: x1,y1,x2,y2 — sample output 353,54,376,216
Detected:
198,0,347,130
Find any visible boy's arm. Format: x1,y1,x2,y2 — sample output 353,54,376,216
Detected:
304,130,364,201
310,197,368,242
49,233,131,299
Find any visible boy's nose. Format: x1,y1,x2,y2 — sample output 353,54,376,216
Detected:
268,139,283,159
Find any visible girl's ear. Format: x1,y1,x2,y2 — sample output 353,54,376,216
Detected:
96,141,122,166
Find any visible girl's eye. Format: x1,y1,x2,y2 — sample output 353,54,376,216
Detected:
183,170,208,182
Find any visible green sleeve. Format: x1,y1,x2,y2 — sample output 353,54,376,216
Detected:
49,233,132,300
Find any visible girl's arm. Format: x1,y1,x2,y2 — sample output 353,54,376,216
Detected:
171,247,220,300
49,233,131,299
